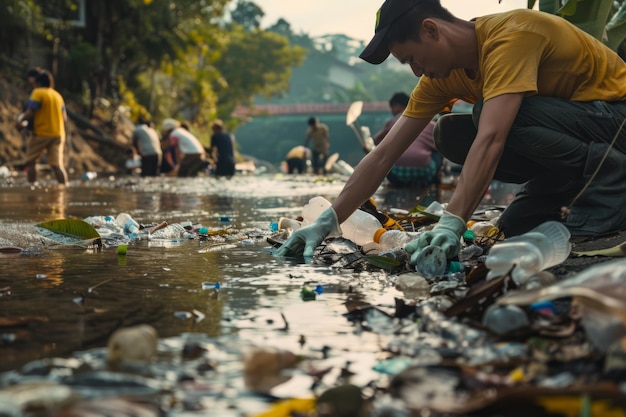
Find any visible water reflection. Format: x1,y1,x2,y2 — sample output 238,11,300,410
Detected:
0,174,520,374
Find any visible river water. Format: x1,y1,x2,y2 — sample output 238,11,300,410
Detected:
0,172,520,415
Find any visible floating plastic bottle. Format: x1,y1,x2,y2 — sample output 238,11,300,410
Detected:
373,229,421,251
485,221,571,284
114,213,140,235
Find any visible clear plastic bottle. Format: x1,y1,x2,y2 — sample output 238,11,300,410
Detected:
373,229,421,251
485,221,571,284
300,196,383,246
115,213,140,235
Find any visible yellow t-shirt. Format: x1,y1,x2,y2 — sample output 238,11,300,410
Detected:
405,9,626,119
27,87,66,138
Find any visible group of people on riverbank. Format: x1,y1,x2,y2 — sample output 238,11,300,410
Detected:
285,102,442,183
11,67,236,183
132,117,236,178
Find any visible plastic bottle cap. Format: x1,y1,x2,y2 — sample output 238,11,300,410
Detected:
466,220,476,229
463,229,476,241
373,228,387,244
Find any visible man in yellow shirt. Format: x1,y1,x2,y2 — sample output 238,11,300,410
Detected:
16,71,68,185
276,0,626,267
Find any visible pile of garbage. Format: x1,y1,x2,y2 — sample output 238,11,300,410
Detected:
264,196,626,416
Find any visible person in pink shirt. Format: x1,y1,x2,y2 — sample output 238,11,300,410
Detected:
373,92,441,187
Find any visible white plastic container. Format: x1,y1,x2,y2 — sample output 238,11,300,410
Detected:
301,196,332,224
340,209,384,246
300,196,383,246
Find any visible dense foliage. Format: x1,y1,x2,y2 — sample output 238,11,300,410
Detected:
2,0,623,133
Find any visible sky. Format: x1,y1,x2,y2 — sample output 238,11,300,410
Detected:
256,0,530,42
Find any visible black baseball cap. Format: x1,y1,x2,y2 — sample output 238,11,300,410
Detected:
359,0,419,64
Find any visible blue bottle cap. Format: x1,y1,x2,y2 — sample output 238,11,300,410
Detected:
314,284,324,294
270,222,278,232
530,300,556,315
198,227,209,236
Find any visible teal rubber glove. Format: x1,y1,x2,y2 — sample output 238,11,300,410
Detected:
405,211,466,265
274,207,342,257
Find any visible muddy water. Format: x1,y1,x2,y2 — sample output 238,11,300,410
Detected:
0,173,521,415
0,174,440,372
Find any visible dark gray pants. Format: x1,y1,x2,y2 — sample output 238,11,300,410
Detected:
434,96,626,236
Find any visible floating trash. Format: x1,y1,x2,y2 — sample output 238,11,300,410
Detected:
202,282,221,290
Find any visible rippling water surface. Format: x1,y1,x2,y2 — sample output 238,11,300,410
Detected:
0,172,521,415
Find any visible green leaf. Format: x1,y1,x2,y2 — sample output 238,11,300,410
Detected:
558,0,614,40
606,0,626,50
36,218,101,240
364,255,403,269
557,0,580,16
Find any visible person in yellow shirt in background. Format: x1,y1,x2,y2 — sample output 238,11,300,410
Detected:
15,71,68,186
284,145,312,174
276,0,626,270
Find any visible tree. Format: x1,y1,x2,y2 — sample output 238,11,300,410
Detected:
214,25,306,118
231,0,264,31
0,1,44,61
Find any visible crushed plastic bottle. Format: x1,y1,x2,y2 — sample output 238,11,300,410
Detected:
458,244,483,262
149,223,187,239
